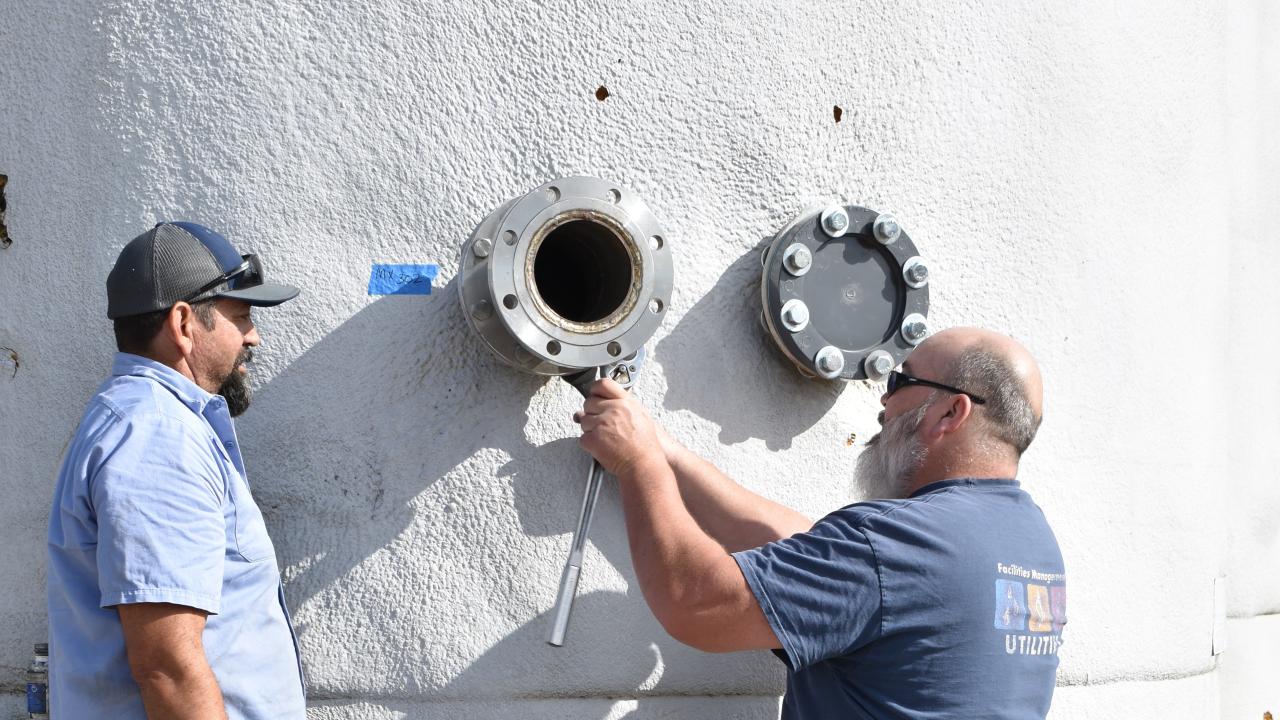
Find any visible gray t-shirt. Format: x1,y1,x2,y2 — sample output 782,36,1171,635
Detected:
734,479,1065,719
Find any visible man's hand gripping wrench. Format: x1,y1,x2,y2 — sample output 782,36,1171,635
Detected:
547,348,646,647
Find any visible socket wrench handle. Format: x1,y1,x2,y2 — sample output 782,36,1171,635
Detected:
547,457,606,646
547,350,644,647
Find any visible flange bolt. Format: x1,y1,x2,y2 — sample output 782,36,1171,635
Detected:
782,244,813,276
864,350,894,379
873,214,901,245
902,256,929,288
901,313,928,345
780,299,810,332
472,237,493,258
815,345,845,378
821,206,850,237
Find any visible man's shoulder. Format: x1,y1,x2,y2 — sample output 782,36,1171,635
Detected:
82,375,210,443
828,482,1032,531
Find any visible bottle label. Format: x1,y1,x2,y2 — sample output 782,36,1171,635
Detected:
26,682,47,713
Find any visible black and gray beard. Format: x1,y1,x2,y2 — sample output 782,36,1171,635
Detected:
853,398,933,500
218,349,253,418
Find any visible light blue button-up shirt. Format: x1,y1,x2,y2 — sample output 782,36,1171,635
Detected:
47,353,305,719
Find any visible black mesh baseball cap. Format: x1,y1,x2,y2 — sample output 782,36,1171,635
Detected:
107,221,300,319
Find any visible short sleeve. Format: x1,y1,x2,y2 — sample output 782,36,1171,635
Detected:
733,511,883,670
91,414,227,614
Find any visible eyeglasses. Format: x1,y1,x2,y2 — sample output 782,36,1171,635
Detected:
886,370,987,405
182,254,263,303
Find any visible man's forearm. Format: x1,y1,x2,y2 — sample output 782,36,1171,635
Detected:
119,603,228,720
134,663,227,720
613,453,784,652
660,431,812,551
615,455,734,626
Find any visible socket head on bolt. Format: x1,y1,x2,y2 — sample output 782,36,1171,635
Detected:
873,214,901,244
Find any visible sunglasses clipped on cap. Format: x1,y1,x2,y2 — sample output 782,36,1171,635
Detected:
183,254,263,303
886,370,987,405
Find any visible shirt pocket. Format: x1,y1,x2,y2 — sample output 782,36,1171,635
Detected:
229,474,276,563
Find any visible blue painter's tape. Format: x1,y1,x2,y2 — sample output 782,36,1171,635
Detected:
368,264,439,295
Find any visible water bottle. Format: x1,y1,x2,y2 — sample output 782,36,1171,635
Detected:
26,642,48,719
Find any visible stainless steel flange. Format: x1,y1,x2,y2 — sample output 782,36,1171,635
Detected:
760,204,930,381
459,177,674,375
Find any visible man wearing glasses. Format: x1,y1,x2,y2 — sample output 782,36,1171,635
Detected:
47,222,306,719
575,327,1064,719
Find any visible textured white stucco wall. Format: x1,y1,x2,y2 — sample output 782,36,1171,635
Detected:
1,0,1277,717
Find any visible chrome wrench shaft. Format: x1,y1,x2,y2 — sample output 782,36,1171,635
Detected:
547,455,605,647
546,349,645,647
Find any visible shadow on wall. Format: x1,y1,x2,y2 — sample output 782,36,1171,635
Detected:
431,435,783,713
241,276,783,714
243,277,544,608
656,242,844,450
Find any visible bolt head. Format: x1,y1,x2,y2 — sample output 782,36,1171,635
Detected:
473,237,493,258
815,346,845,377
873,214,901,244
871,354,893,375
903,257,929,288
901,313,929,345
821,206,850,237
780,299,810,331
782,244,812,276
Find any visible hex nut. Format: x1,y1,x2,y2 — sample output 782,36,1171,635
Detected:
815,345,845,378
873,214,901,245
864,350,894,378
780,299,810,332
902,256,929,288
821,206,850,238
472,237,493,258
901,313,928,345
782,244,813,276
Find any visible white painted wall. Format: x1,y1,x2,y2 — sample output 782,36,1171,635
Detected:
1,0,1276,717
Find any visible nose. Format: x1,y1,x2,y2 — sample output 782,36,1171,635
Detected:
880,390,889,407
244,324,261,347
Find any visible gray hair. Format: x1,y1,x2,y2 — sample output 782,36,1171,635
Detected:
947,348,1041,456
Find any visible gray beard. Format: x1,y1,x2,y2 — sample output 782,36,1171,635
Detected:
853,398,932,500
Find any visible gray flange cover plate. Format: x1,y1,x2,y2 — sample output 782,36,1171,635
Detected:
458,176,674,376
760,205,929,381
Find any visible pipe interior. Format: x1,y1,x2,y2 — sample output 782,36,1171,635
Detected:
533,219,633,324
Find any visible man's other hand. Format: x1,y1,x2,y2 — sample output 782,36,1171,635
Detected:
574,378,662,476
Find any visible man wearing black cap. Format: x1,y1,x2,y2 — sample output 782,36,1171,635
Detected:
47,222,306,719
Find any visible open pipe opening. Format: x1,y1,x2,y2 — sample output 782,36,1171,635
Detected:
533,219,634,325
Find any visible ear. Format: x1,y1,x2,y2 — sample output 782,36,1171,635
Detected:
921,394,974,442
163,302,199,358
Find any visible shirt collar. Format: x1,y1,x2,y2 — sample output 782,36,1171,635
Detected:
111,352,223,414
909,477,1020,498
